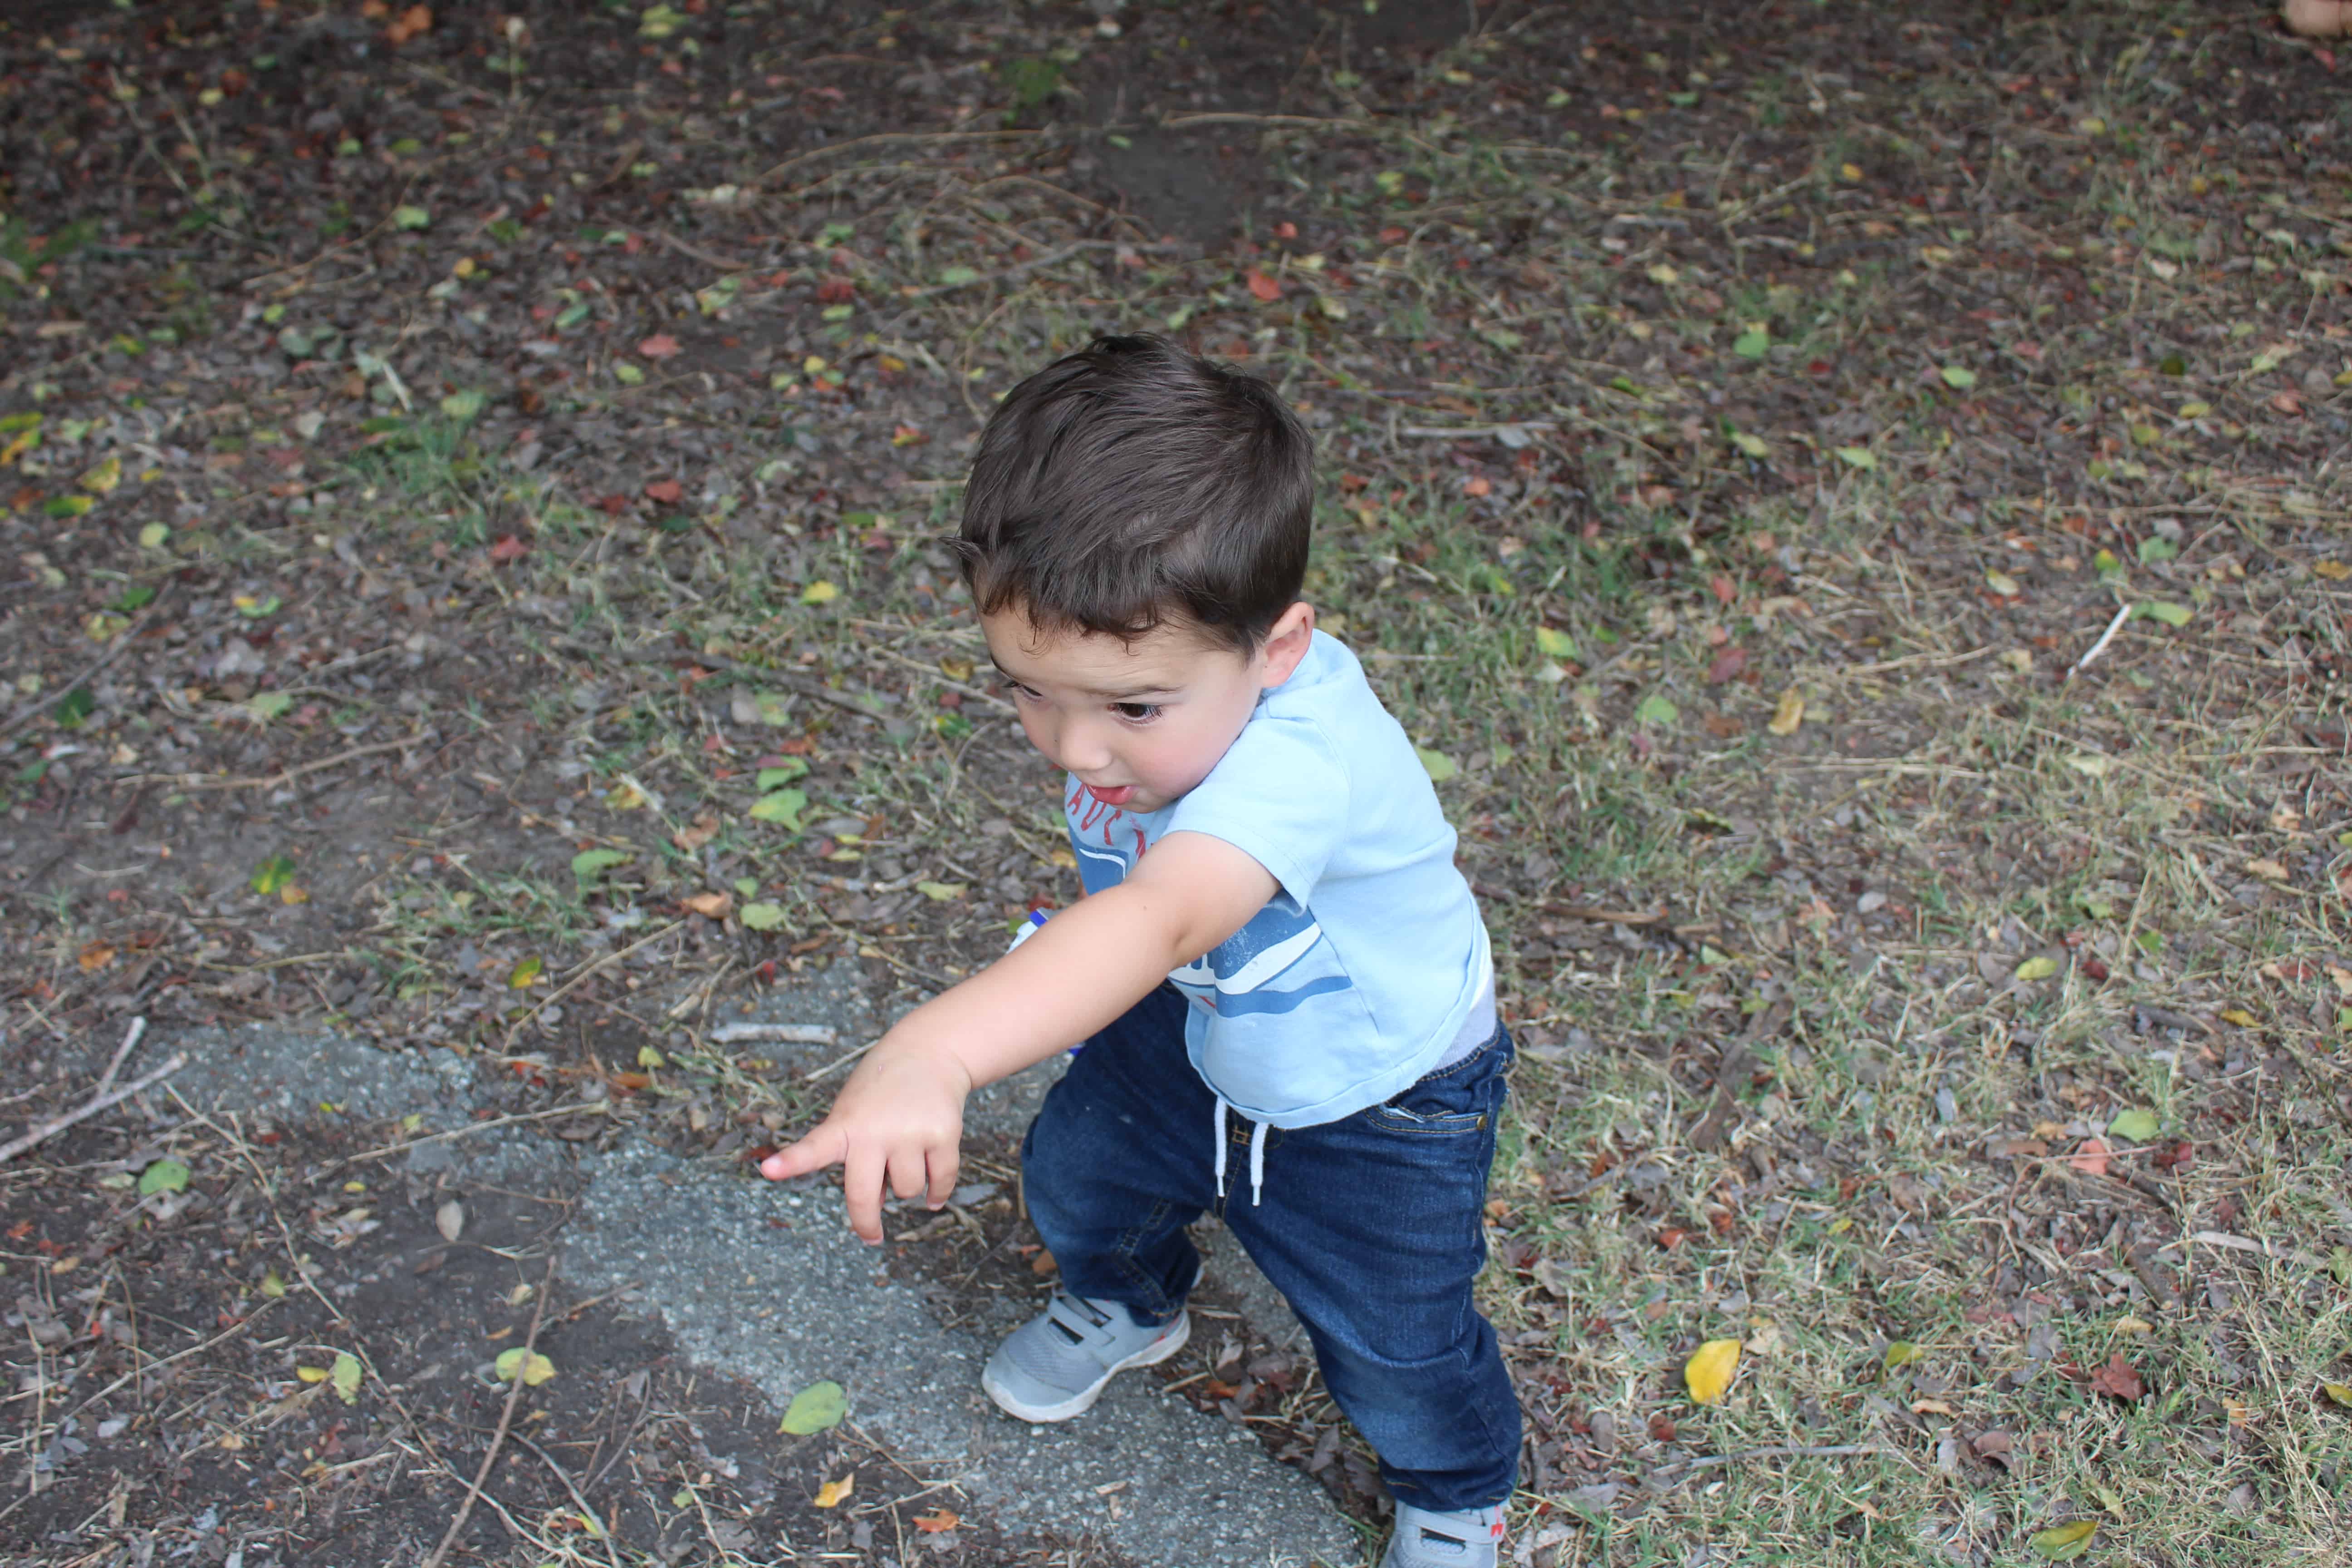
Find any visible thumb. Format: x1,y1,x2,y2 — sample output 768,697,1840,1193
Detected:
760,1124,845,1183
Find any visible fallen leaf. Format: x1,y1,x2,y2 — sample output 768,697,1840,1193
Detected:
637,333,682,360
1684,1338,1741,1405
1833,445,1877,470
386,4,433,45
2316,560,2350,581
1985,569,2022,597
494,1348,556,1387
1416,747,1459,783
915,881,965,902
435,1200,464,1242
740,902,788,931
2323,1383,2352,1408
1634,694,1679,727
1535,627,1577,661
1244,268,1282,302
2243,859,2288,882
2068,1137,2111,1177
2088,1351,2144,1403
2029,1520,2098,1560
79,456,121,494
507,955,543,989
77,941,117,972
1884,1340,1926,1369
1767,690,1804,735
781,1380,847,1434
2013,956,2061,982
296,1366,329,1384
913,1509,960,1534
137,1159,190,1197
683,891,734,920
2106,1107,2159,1142
251,854,298,895
1940,365,1978,389
391,204,431,231
813,1475,854,1508
750,789,807,829
332,1351,363,1405
643,478,684,504
2136,600,2193,627
2218,1007,2260,1028
800,580,840,605
488,533,529,564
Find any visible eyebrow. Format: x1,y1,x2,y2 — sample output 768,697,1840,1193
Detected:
990,658,1181,702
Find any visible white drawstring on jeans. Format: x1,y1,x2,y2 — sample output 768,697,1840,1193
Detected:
1212,1097,1268,1207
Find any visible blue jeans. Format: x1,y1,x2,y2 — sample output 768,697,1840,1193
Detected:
1021,983,1522,1513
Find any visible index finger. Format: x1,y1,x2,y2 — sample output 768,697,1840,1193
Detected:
760,1122,846,1183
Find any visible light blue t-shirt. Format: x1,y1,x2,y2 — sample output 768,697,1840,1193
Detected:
1063,630,1495,1129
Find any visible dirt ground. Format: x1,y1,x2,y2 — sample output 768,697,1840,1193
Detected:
3,0,2349,1564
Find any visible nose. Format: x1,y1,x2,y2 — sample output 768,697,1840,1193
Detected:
1049,713,1116,775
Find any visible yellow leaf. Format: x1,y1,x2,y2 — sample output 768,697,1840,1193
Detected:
2014,956,2060,982
2218,1008,2259,1028
494,1348,556,1386
2316,560,2351,580
2244,858,2288,882
800,579,840,605
813,1474,854,1508
1684,1338,1741,1405
259,1270,286,1298
2116,1315,2154,1336
2029,1520,2098,1560
1767,690,1803,736
508,955,544,989
279,882,309,906
1884,1340,1925,1369
2323,1383,2352,1408
80,456,122,495
296,1366,329,1383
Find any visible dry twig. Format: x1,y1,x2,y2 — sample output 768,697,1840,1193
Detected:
423,1252,560,1568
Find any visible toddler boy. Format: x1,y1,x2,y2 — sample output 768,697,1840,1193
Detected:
762,333,1518,1567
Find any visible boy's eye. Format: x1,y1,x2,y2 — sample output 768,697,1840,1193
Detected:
1113,702,1160,721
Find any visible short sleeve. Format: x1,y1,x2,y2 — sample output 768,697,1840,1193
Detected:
1163,713,1351,903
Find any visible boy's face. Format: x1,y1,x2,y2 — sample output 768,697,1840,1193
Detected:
982,601,1315,816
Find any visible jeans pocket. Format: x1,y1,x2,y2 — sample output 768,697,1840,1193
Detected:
1365,1029,1512,1137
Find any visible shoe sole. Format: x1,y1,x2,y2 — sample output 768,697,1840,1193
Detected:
981,1309,1191,1423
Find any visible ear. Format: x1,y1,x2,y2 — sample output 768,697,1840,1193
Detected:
1256,602,1316,689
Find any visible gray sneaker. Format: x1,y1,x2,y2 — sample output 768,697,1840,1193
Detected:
980,1293,1190,1422
1382,1502,1506,1568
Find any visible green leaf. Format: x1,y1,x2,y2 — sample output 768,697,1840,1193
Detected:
1730,430,1769,458
1732,327,1770,359
755,761,810,790
1940,365,1978,389
1535,627,1578,660
53,687,95,728
1415,747,1458,783
1833,446,1877,470
570,848,631,888
749,788,807,829
915,881,965,902
508,955,544,989
2093,549,2126,583
45,493,94,518
247,691,293,724
2136,600,2192,627
391,205,432,230
780,1380,847,1434
494,1348,556,1386
2029,1520,2098,1561
1884,1340,1925,1369
138,522,171,549
2013,956,2061,982
937,265,980,287
1985,570,2022,597
251,854,298,895
2136,535,2179,564
439,389,485,421
331,1351,362,1405
2107,1107,2160,1142
137,1159,190,1197
1634,694,1680,727
740,902,788,931
612,362,646,386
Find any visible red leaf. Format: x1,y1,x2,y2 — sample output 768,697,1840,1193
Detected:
1378,226,1409,244
2067,1137,2110,1177
1807,358,1834,377
1245,268,1283,302
637,333,682,361
1705,647,1748,685
815,276,857,303
595,493,631,515
1463,475,1491,497
1710,573,1737,604
644,479,684,504
488,533,529,564
2271,390,2303,416
2089,1351,2144,1403
913,1509,960,1534
1274,221,1298,240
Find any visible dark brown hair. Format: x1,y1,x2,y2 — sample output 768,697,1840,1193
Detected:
952,333,1313,654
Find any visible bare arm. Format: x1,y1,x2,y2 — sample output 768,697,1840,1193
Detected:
760,831,1276,1241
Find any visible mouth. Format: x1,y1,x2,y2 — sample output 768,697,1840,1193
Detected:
1082,784,1137,807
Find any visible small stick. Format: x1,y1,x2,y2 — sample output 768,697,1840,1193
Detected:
509,1433,626,1568
0,585,172,740
133,735,414,792
710,1021,839,1046
93,1017,148,1097
321,1102,607,1174
0,1054,186,1165
2068,602,2134,679
423,1253,559,1568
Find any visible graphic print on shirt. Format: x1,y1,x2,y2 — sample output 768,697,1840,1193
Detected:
1065,778,1357,1019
